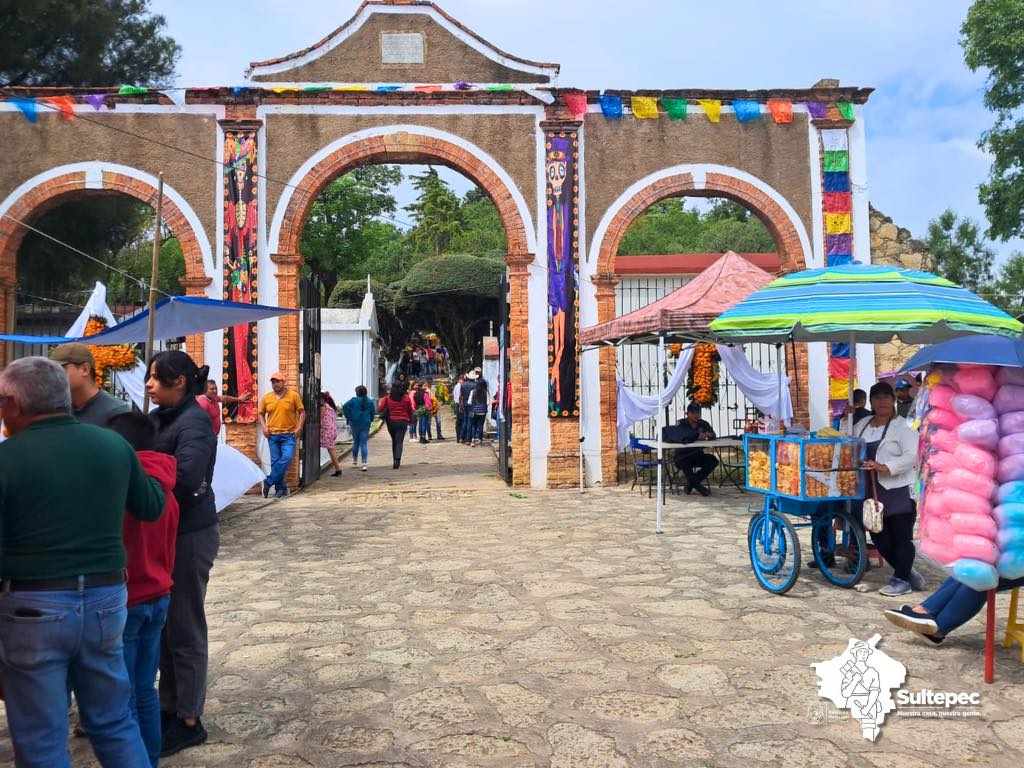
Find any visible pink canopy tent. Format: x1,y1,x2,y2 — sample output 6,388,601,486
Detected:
580,251,775,346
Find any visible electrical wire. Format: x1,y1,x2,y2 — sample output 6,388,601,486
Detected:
14,290,83,309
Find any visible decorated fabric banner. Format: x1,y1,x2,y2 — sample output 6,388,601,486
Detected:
160,89,187,108
821,128,848,152
831,343,850,358
599,93,622,118
733,100,761,122
453,81,473,91
767,99,793,124
84,94,108,110
822,126,855,403
563,92,587,119
824,192,851,213
806,101,828,119
827,233,852,257
661,97,688,121
698,99,721,123
222,129,259,424
823,172,850,193
43,96,75,121
823,150,849,172
630,96,659,119
8,97,37,123
545,129,580,418
376,85,402,92
825,213,851,235
836,101,855,121
118,85,148,95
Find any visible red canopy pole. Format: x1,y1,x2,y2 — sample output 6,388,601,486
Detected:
985,589,995,684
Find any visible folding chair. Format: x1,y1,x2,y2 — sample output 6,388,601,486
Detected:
629,435,661,498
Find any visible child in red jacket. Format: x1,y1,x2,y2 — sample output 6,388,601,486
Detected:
109,411,179,767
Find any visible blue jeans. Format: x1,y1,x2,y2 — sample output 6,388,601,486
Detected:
267,433,296,490
352,427,370,463
921,575,1024,636
434,412,444,439
418,413,431,438
124,595,170,767
472,413,485,441
0,582,149,767
408,420,417,438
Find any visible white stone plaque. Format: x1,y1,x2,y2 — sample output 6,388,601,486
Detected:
381,33,425,65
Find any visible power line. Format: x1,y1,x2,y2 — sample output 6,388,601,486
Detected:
14,290,83,309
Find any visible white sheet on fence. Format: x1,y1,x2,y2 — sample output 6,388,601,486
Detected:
616,344,694,449
616,344,794,449
714,344,794,422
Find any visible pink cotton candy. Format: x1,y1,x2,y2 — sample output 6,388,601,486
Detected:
929,384,957,411
934,468,996,500
995,384,1024,415
954,442,997,478
952,394,998,421
923,516,954,544
958,419,999,450
949,511,998,540
921,536,958,565
932,429,959,453
943,487,997,517
922,490,953,520
998,453,1024,484
1000,411,1024,435
927,451,959,474
953,367,998,400
951,533,1000,565
997,367,1024,387
999,432,1024,458
929,408,966,431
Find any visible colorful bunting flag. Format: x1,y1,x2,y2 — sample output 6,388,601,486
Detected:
485,84,514,91
599,93,622,118
826,233,853,257
825,213,852,235
698,99,721,123
160,89,187,108
805,101,828,119
661,98,688,121
84,94,108,110
43,96,75,121
630,96,659,119
821,129,848,152
836,100,855,122
563,92,588,120
414,85,443,93
8,97,37,123
823,150,850,172
232,86,250,95
824,192,851,213
733,99,761,122
303,86,331,92
823,171,850,193
271,87,298,93
334,85,369,91
767,99,793,124
118,85,149,95
453,81,473,91
831,343,850,358
376,85,402,92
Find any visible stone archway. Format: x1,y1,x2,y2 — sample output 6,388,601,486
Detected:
271,128,535,485
0,164,213,362
589,167,812,483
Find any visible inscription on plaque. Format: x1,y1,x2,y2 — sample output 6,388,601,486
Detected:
381,32,425,64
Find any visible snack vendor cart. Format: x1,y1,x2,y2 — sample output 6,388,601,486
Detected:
744,432,867,594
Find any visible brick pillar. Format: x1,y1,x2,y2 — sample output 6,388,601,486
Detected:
593,273,620,484
179,276,213,366
506,252,531,487
272,251,302,489
0,274,15,366
787,341,811,428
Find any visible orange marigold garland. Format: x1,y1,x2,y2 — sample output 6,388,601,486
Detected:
83,315,138,387
686,343,720,406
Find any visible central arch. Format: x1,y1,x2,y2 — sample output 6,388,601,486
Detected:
270,126,536,485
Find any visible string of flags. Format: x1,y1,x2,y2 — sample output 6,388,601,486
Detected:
563,92,855,124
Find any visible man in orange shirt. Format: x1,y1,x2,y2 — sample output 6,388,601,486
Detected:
257,372,305,498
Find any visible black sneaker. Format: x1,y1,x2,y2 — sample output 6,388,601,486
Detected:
696,483,711,497
160,717,207,757
883,605,939,635
261,481,271,498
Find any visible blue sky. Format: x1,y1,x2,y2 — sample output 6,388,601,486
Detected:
151,0,1020,260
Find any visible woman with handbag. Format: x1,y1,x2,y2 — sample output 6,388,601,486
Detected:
378,381,413,469
854,382,925,597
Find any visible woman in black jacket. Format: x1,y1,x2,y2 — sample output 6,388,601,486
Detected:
145,351,218,757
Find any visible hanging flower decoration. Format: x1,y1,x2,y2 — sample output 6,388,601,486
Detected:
83,315,138,387
687,343,720,406
667,342,683,359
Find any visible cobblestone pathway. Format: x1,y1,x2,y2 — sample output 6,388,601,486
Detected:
4,426,1024,766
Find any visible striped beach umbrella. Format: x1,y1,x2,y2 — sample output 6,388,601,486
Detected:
709,263,1022,344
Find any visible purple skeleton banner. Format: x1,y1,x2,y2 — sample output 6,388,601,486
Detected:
546,131,580,417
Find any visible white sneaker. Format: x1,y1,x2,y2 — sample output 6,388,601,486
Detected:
361,464,367,472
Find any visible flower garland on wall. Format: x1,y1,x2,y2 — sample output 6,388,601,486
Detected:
687,343,720,406
83,315,137,387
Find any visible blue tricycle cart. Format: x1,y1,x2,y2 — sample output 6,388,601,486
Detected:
744,433,867,594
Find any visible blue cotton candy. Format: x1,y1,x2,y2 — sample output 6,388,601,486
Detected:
997,526,1024,550
994,504,1024,527
998,550,1024,579
997,482,1024,504
953,559,1000,591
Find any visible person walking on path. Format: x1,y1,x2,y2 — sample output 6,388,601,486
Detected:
469,370,490,446
146,351,219,758
196,380,252,437
431,379,447,440
452,374,465,441
343,385,375,471
408,380,419,441
50,341,129,427
459,371,477,444
412,382,433,444
109,411,180,768
320,391,343,477
379,382,413,469
0,357,166,766
258,372,306,499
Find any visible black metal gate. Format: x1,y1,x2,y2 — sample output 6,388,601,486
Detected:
496,274,512,484
299,276,322,488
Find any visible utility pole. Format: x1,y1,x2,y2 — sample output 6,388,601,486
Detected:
142,172,164,411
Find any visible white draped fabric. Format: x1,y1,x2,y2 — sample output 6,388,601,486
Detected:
616,343,794,448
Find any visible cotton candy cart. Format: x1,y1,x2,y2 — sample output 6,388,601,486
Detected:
744,433,867,594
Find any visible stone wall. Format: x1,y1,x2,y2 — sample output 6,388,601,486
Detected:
869,205,930,374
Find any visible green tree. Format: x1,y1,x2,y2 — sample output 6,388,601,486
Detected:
992,252,1024,315
448,190,507,258
617,198,775,255
961,0,1024,241
0,0,180,86
404,168,462,257
925,208,996,293
299,166,404,295
696,217,775,252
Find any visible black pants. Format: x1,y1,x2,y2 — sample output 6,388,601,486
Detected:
674,451,718,487
160,523,219,719
388,420,408,462
870,511,917,581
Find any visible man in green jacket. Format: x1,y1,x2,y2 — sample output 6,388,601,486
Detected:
0,356,166,766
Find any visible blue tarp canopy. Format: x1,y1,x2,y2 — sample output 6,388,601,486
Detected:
898,334,1024,371
0,296,299,345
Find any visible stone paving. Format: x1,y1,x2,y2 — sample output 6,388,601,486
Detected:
3,424,1024,767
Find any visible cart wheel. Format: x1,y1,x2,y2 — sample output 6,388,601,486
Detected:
812,508,867,588
748,509,801,594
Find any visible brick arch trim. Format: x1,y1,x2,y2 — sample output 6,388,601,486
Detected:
272,128,533,260
0,165,213,288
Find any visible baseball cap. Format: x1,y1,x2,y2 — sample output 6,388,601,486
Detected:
269,371,287,382
466,371,479,380
894,380,911,389
49,342,95,368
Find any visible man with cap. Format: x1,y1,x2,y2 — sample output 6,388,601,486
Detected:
671,402,719,497
458,369,478,444
50,342,129,427
894,380,915,419
258,372,305,498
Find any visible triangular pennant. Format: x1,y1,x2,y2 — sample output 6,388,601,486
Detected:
733,100,761,123
118,85,149,95
453,81,473,91
334,85,369,91
160,89,187,108
766,99,793,124
697,99,721,123
8,97,37,123
661,98,688,121
563,92,588,120
598,93,623,118
836,101,855,122
43,96,75,121
485,84,514,91
414,85,443,93
630,96,659,119
303,86,330,92
83,94,108,111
